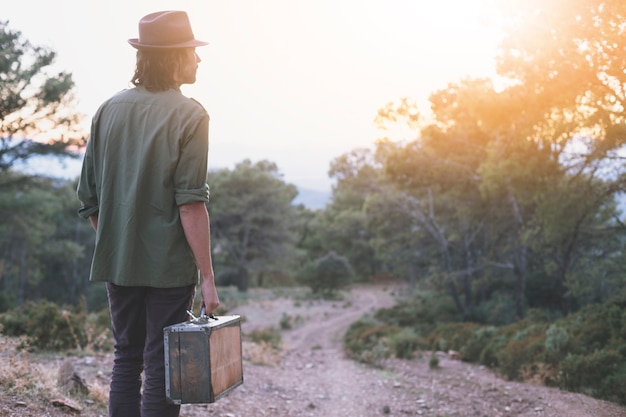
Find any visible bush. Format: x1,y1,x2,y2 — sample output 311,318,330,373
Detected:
461,325,499,362
355,289,626,406
544,323,570,363
375,291,461,331
297,251,354,298
422,322,466,352
0,299,88,350
248,327,281,350
496,325,547,380
472,292,518,325
558,349,624,400
429,351,440,369
388,328,422,359
344,318,400,365
597,362,626,405
85,308,113,352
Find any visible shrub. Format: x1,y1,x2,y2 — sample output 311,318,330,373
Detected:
461,325,499,362
388,328,422,359
558,349,623,396
423,322,481,353
375,291,461,331
479,334,508,367
496,324,547,380
280,313,293,330
428,352,440,369
472,292,517,325
544,323,570,363
297,251,354,298
84,308,113,352
344,318,400,364
597,362,626,405
248,327,281,350
279,312,303,330
0,300,88,350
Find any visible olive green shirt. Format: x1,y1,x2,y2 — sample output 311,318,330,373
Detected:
77,87,210,288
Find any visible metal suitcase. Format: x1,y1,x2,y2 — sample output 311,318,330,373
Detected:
163,312,243,404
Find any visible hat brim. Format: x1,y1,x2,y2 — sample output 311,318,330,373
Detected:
128,38,209,49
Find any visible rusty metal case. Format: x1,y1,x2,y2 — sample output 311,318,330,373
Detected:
163,314,243,404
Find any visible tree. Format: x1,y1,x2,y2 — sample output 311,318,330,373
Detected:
0,174,71,308
297,251,353,298
207,160,299,291
0,20,85,182
486,0,626,313
320,148,385,280
368,0,626,319
0,172,101,311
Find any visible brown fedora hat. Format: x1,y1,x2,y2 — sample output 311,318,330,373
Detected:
128,10,208,49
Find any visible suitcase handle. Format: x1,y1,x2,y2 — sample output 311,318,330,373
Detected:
200,305,218,321
186,307,218,324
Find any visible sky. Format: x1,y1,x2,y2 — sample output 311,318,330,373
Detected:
4,0,504,191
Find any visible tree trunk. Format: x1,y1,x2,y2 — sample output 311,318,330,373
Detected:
17,245,26,305
463,236,474,319
236,266,249,292
507,189,527,319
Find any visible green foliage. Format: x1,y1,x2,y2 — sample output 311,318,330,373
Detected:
375,291,461,333
544,324,570,363
359,291,626,406
428,352,440,369
297,251,353,298
596,363,626,405
388,328,422,359
279,313,292,330
321,148,386,280
496,324,547,380
0,176,95,310
208,159,299,292
559,350,625,401
343,318,399,365
472,293,518,326
84,308,113,352
0,299,88,350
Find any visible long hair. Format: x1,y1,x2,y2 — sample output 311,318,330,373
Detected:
130,48,189,92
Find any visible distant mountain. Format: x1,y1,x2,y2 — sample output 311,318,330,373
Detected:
16,154,83,180
18,154,333,209
293,187,331,209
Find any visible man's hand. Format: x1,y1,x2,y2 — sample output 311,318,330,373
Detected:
201,273,220,314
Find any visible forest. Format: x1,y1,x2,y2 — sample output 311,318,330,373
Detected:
2,0,626,406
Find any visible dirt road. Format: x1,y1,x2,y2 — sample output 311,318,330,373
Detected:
182,285,626,417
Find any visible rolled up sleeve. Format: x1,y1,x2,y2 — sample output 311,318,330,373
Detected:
175,184,210,206
174,113,210,206
77,135,100,219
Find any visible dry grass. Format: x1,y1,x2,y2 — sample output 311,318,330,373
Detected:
88,378,110,405
0,334,109,408
242,340,282,366
0,335,63,398
518,362,557,385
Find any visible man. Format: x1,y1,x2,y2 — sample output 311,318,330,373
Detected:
77,10,219,417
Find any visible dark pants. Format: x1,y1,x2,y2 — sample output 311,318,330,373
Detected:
106,282,195,417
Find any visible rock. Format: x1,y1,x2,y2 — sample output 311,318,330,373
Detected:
448,350,464,361
58,358,89,395
50,397,82,413
382,404,391,414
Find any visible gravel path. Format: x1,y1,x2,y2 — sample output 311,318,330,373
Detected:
181,285,626,417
